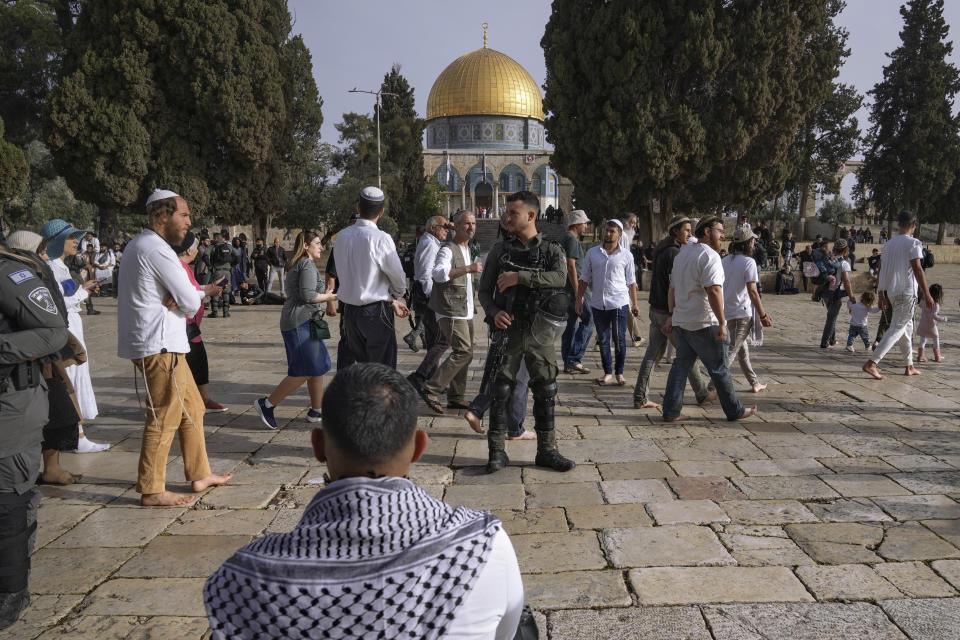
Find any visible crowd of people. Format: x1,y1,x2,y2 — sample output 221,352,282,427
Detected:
1,180,953,634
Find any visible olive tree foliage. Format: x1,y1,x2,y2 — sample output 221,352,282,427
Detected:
856,0,960,225
542,0,848,240
0,116,29,228
46,0,322,238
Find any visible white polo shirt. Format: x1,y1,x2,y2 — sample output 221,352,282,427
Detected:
580,244,635,310
333,219,407,306
670,242,725,330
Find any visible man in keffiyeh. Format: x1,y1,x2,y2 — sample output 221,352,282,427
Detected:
204,362,525,639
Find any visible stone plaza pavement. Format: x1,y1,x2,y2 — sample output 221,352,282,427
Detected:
7,265,960,639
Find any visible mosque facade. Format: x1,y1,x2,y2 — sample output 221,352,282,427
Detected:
422,27,573,217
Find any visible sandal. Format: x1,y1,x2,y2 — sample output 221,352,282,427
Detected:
423,394,445,414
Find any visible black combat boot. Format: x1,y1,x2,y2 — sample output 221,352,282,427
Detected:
532,380,575,471
486,379,513,473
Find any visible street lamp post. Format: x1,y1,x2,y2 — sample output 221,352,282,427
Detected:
348,88,398,189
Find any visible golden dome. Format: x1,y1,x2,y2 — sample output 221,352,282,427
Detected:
426,46,544,121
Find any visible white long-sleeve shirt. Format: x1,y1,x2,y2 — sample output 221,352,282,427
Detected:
117,228,202,359
48,258,89,314
580,244,635,310
432,242,475,320
414,232,442,296
333,219,406,306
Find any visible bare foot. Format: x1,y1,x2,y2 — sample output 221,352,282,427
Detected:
917,355,927,362
825,345,837,351
615,374,627,386
698,390,718,405
736,406,759,420
751,384,767,393
508,430,537,440
636,401,661,410
663,414,693,423
935,355,944,363
40,469,81,485
465,411,485,435
191,473,233,492
862,361,886,380
597,374,614,385
904,365,921,376
141,491,194,506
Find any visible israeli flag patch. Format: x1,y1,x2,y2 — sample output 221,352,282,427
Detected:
7,269,36,285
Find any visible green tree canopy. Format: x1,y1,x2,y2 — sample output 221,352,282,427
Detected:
46,0,322,234
0,115,29,209
542,0,848,238
856,0,960,222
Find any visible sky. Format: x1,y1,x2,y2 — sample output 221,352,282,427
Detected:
289,0,960,199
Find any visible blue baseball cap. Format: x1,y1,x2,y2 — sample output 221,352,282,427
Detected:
40,218,94,260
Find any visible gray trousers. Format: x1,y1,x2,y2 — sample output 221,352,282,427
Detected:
424,317,474,403
633,308,709,405
709,316,760,390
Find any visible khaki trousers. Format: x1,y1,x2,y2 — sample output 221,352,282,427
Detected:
134,353,211,494
424,317,475,403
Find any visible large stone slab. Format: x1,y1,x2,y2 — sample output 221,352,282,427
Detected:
736,458,829,477
648,500,729,525
656,437,766,461
33,503,99,549
597,461,675,480
603,525,735,568
443,483,526,510
164,508,277,535
200,484,279,509
548,607,712,640
29,547,136,594
525,482,604,508
115,534,251,577
785,523,885,564
732,476,838,500
819,474,913,498
48,507,180,548
490,508,569,535
819,456,898,474
510,531,607,573
877,522,960,561
670,460,744,477
873,494,960,520
565,504,652,529
522,464,600,484
720,500,819,525
873,562,957,598
819,434,920,457
32,616,210,639
925,518,960,546
629,567,812,605
889,471,960,495
703,602,907,639
561,438,666,463
668,476,747,501
522,570,631,609
82,578,207,616
717,525,815,567
880,598,960,640
600,479,674,504
805,498,892,523
795,564,902,601
933,560,960,590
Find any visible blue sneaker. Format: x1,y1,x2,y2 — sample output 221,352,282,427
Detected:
306,408,322,423
254,397,277,430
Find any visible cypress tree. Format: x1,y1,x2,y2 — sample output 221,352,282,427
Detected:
542,0,847,236
857,0,960,224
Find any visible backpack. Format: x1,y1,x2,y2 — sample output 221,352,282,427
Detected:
922,247,935,270
213,242,234,266
401,244,417,278
810,251,841,286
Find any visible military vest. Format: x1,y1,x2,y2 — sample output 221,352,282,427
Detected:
429,241,469,317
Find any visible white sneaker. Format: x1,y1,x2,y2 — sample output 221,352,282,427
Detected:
76,436,110,453
844,346,855,353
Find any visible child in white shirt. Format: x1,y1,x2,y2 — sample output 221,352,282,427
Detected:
845,291,879,352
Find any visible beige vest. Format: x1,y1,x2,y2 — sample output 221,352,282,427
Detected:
429,241,469,317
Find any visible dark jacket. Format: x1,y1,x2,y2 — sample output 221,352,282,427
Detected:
648,235,682,312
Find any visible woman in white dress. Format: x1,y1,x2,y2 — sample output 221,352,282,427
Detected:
40,218,110,453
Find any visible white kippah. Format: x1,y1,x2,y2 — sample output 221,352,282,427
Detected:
360,186,385,202
608,219,624,231
146,188,180,206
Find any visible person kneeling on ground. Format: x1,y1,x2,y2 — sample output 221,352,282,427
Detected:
235,277,264,305
205,363,525,639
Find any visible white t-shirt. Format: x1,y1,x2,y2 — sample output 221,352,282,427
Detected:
670,243,725,330
721,253,758,320
877,233,923,298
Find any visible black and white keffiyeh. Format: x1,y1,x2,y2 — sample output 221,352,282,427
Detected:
204,476,500,639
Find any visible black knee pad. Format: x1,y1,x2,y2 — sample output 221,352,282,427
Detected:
530,379,558,402
493,379,514,403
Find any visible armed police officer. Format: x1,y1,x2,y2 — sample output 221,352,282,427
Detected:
208,232,236,318
478,190,575,474
0,243,70,629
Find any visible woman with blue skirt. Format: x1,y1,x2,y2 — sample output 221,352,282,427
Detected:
254,231,337,429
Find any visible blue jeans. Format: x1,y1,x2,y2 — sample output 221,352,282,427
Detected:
663,326,745,421
593,305,628,375
633,308,709,405
561,294,593,366
846,324,871,348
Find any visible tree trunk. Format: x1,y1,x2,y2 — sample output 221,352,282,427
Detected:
97,208,121,244
937,222,946,244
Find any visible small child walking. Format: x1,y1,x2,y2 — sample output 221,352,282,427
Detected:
845,291,879,352
917,283,947,362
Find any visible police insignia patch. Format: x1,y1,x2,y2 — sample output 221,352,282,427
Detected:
28,287,59,314
7,268,36,285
